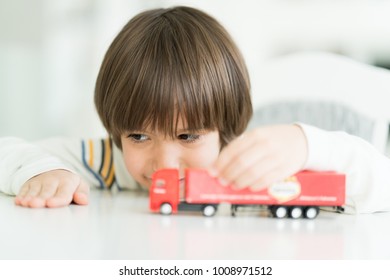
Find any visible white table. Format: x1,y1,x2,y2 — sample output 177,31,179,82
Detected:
1,190,389,259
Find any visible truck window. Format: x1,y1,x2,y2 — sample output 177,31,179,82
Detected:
155,179,165,188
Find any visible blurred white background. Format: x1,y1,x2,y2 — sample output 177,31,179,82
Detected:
1,0,390,140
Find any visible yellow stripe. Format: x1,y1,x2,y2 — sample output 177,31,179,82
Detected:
100,138,112,179
105,164,115,188
88,139,94,167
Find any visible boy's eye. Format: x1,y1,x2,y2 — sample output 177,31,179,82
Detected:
178,134,200,143
128,134,149,142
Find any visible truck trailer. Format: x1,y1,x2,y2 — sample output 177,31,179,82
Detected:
149,168,345,219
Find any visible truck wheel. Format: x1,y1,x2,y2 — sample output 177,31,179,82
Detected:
272,206,288,218
203,205,217,217
289,207,303,219
304,206,319,219
160,203,173,215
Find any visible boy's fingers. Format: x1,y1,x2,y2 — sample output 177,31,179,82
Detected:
46,182,75,208
17,183,30,198
15,170,87,208
15,184,30,205
230,155,278,189
73,179,90,205
35,180,59,199
27,181,60,208
212,134,255,174
24,181,42,197
27,197,46,208
18,181,42,207
216,143,268,186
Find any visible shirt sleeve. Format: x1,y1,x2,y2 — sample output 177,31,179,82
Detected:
35,137,139,190
0,136,139,196
298,123,390,214
0,137,73,195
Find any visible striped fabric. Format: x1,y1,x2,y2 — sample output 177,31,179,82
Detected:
81,138,116,189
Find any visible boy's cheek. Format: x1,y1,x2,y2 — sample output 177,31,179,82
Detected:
122,152,145,182
194,147,219,168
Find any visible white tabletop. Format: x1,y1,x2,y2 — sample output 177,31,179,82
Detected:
1,190,389,260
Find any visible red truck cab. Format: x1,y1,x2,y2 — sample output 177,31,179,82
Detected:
150,169,181,215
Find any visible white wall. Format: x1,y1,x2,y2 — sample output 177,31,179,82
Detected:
1,0,390,140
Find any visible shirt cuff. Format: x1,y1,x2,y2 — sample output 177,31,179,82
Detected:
11,158,74,195
295,123,336,171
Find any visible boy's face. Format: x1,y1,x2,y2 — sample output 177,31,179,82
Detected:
120,117,221,189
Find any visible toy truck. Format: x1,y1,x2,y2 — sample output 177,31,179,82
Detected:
149,168,346,219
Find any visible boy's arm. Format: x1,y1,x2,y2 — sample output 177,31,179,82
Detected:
300,123,390,214
0,136,138,207
35,137,114,190
35,137,139,191
0,137,75,196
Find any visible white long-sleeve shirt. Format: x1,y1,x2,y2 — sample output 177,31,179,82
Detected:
1,124,389,214
301,124,390,213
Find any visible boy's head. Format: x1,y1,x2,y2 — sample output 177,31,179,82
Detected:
95,6,252,149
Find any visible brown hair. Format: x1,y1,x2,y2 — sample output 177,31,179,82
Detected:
95,6,252,149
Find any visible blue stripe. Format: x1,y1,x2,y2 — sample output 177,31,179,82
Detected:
98,139,105,175
81,140,106,189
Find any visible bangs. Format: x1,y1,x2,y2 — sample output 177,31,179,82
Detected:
95,7,252,148
114,63,219,137
110,12,224,138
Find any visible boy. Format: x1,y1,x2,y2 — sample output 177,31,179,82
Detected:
1,6,389,213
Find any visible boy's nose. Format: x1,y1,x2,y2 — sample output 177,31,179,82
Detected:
152,144,181,171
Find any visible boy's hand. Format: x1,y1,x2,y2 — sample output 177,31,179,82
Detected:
15,169,89,208
211,124,308,191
